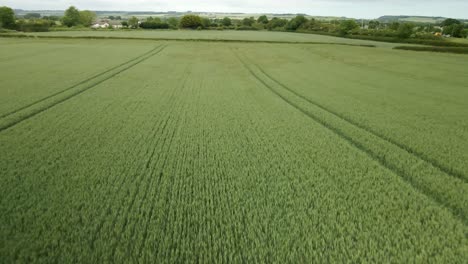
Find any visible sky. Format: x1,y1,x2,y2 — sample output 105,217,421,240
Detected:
1,0,467,19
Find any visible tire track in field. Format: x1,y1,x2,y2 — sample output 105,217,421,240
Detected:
0,45,167,133
0,45,161,119
255,64,468,184
233,49,468,225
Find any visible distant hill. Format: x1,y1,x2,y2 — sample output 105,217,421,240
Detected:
11,10,467,23
378,15,468,24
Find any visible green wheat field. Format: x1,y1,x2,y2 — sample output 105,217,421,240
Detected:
1,31,467,262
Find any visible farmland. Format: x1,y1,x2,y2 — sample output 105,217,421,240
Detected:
7,30,400,47
0,34,467,262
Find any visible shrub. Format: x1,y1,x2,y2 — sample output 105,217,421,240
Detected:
180,15,202,29
16,19,52,32
139,21,169,29
397,23,414,39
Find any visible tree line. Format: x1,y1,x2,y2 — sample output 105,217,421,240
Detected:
126,14,468,39
1,5,467,40
0,6,96,32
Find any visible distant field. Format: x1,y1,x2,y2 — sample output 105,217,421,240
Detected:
11,30,401,47
0,33,467,262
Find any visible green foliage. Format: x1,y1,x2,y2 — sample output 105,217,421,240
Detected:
444,24,465,38
257,15,269,24
368,20,380,29
128,16,139,29
24,13,41,19
286,15,307,31
221,17,232,27
139,21,169,29
389,22,400,31
0,6,16,29
397,23,414,38
179,15,202,29
121,21,128,27
43,16,60,21
166,17,179,29
266,17,288,31
79,10,97,27
146,17,162,23
62,6,81,27
339,20,359,35
201,17,211,29
15,19,53,32
242,17,255,27
441,18,461,27
462,29,468,38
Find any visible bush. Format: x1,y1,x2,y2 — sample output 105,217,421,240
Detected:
339,20,359,35
139,21,169,29
286,15,307,31
236,25,258,31
16,19,52,32
397,23,414,39
266,18,288,31
180,15,202,29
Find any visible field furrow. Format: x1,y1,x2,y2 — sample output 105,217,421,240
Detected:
241,44,468,181
0,45,162,119
233,48,468,224
0,45,167,132
0,39,467,262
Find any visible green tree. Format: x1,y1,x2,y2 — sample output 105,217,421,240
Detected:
266,17,287,31
121,21,129,27
201,17,211,29
79,10,96,27
461,29,468,38
0,6,16,29
147,17,162,23
221,17,232,27
257,15,269,24
286,15,307,31
389,22,400,31
62,6,81,27
397,23,414,38
43,16,60,21
128,16,139,28
441,18,461,27
450,24,464,38
24,13,41,19
167,17,179,29
368,20,380,29
242,17,255,27
179,15,202,29
339,20,359,35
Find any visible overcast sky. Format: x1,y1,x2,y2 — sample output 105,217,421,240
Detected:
1,0,467,19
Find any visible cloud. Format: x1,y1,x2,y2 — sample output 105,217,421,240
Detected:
1,0,467,19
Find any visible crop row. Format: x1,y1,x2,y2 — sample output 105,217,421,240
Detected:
0,45,166,132
233,48,467,224
0,42,466,262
